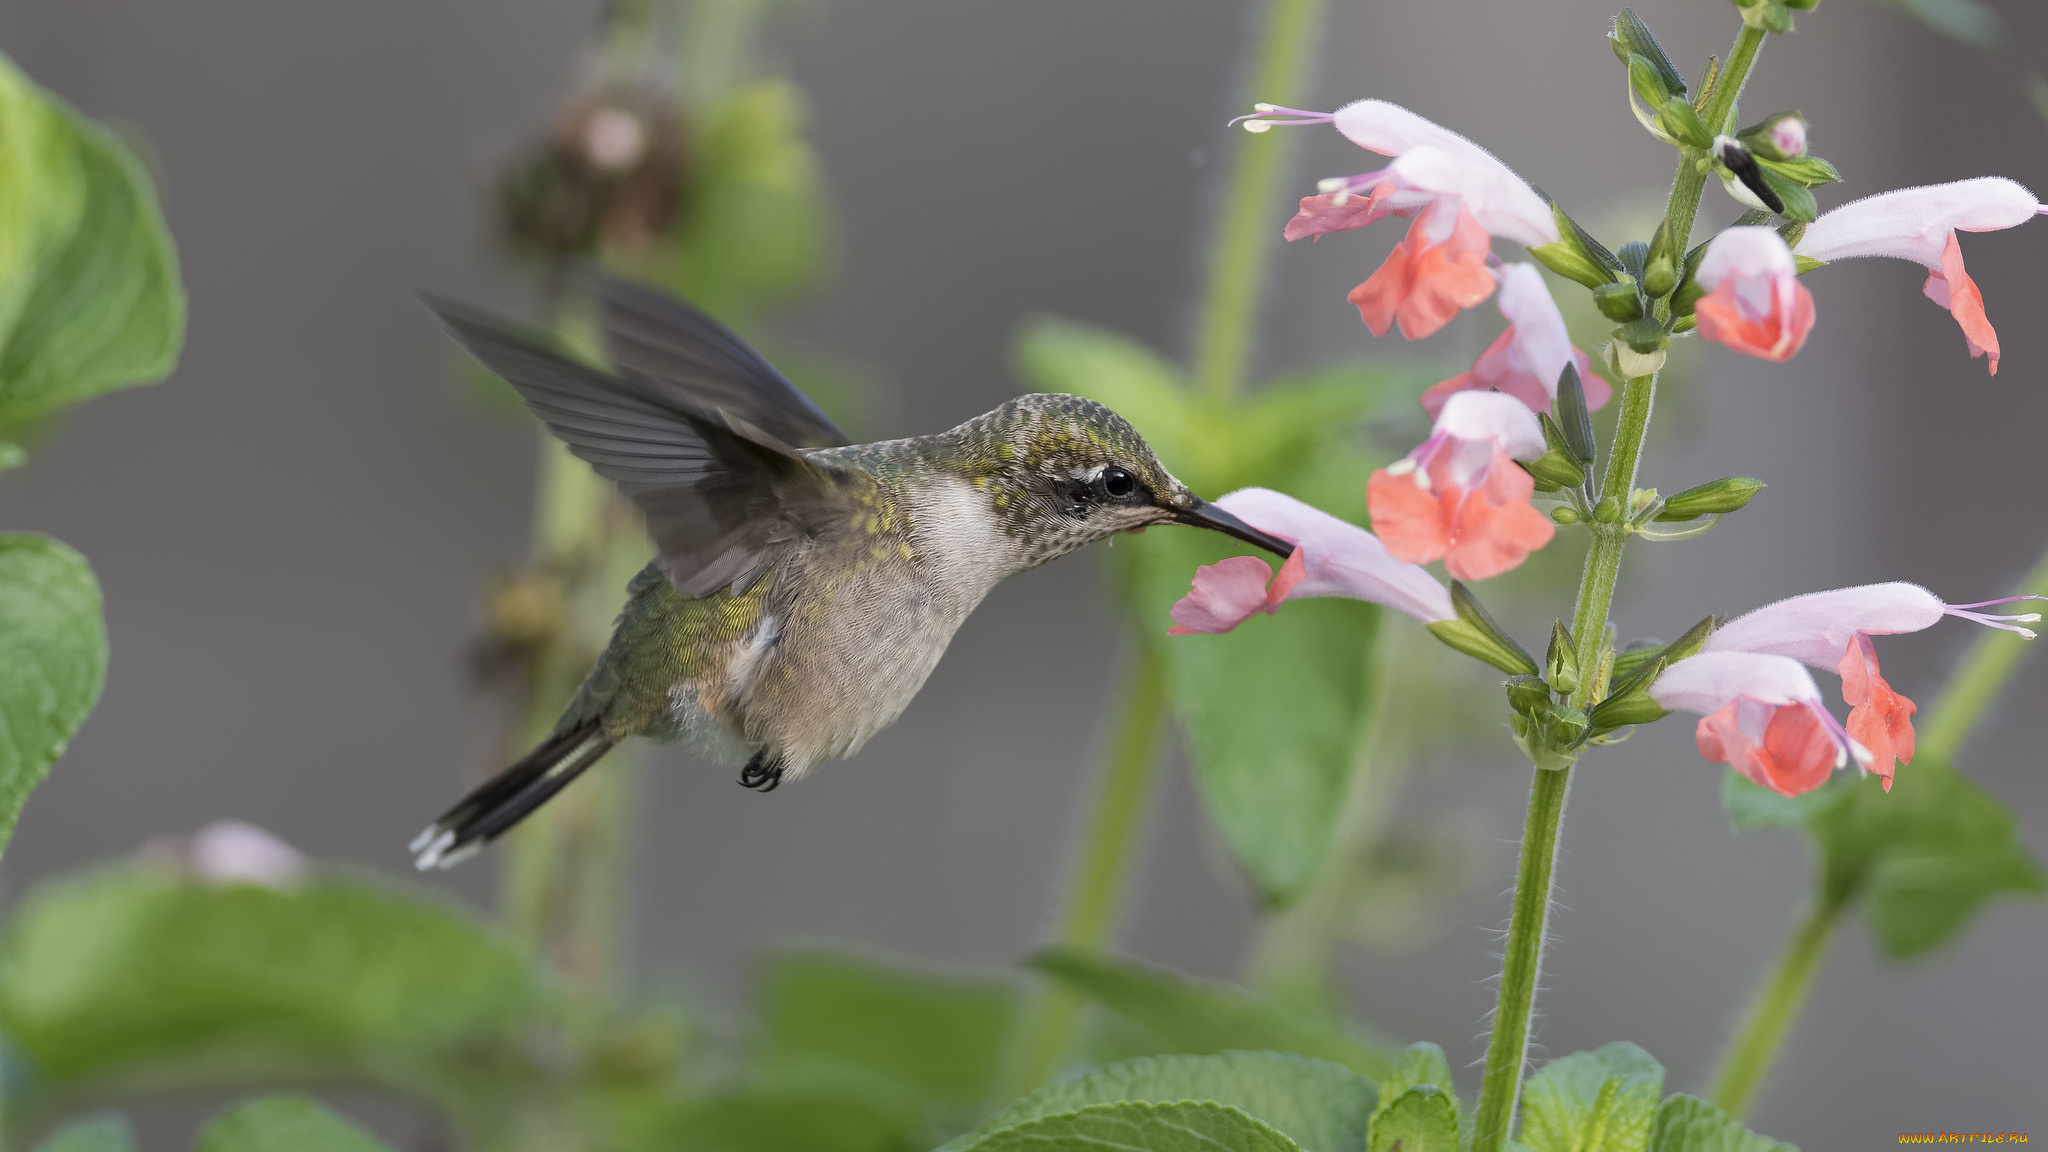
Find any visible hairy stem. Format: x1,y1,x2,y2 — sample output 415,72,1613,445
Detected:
1472,25,1771,1147
1194,0,1328,400
1708,900,1839,1118
1921,542,2048,760
1009,652,1168,1088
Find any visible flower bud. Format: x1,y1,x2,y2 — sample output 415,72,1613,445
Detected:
1611,9,1688,97
1427,581,1539,676
1654,476,1765,521
1555,362,1596,465
1738,112,1807,161
1528,199,1622,289
1628,54,1674,111
1656,98,1713,150
1551,506,1582,525
1643,255,1677,299
1507,674,1554,717
1594,280,1646,322
1525,444,1586,491
1547,621,1580,696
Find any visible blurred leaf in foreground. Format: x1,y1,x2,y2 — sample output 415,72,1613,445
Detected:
194,1096,396,1152
31,1113,135,1152
1870,0,2001,49
1644,1095,1793,1152
0,51,182,425
0,534,105,865
1517,1042,1663,1152
1027,946,1395,1079
0,863,546,1093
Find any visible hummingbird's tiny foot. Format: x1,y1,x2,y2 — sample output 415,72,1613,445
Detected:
737,751,786,792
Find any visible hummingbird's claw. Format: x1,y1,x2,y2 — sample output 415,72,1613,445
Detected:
738,751,786,792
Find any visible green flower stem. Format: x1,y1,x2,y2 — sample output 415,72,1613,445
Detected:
1194,0,1328,401
1474,28,1773,1147
1707,539,2048,1118
1009,651,1168,1088
1709,899,1839,1118
1921,541,2048,760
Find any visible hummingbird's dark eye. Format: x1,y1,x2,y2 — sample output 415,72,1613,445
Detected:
1100,467,1136,499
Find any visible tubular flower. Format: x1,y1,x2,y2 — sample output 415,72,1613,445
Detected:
1795,178,2046,375
1421,263,1613,417
1366,391,1553,581
1168,488,1454,635
1651,652,1864,797
1704,582,2044,789
1241,101,1558,339
1692,227,1816,363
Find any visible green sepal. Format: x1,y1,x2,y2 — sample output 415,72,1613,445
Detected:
1758,167,1817,222
1611,9,1687,97
1763,1,1796,33
1616,317,1667,354
1627,55,1673,113
1655,98,1713,150
1546,621,1579,697
1506,675,1554,718
1793,254,1826,275
1643,256,1676,300
1615,240,1650,282
1427,581,1537,677
1528,196,1623,289
1658,615,1717,664
1593,280,1645,322
1759,153,1840,187
1555,363,1596,466
1670,239,1710,317
1610,638,1667,681
1529,414,1586,490
1587,656,1669,731
1655,476,1764,521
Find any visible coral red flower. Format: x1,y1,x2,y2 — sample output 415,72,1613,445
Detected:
1366,391,1553,581
1350,199,1498,340
1795,178,2045,375
1420,263,1612,417
1653,652,1861,797
1692,227,1816,363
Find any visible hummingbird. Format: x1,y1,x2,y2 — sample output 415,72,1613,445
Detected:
411,276,1291,870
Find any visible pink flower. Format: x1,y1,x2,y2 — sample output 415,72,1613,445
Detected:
1705,582,2043,790
1420,263,1613,417
1365,391,1554,581
1168,488,1454,635
1692,227,1816,363
1795,178,2046,376
1241,102,1558,339
1652,652,1862,797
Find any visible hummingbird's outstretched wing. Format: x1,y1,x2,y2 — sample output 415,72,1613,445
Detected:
428,301,867,598
597,274,850,452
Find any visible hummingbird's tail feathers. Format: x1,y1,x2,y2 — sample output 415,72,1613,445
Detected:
410,721,615,871
596,274,850,451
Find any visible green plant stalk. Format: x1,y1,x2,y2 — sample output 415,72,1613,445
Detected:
1705,539,2048,1118
1921,541,2048,760
1708,899,1838,1118
1473,27,1771,1146
1193,0,1328,400
1008,651,1167,1088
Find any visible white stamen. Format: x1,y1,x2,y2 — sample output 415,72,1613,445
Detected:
1386,459,1416,476
1317,176,1346,193
1254,103,1278,112
1242,121,1272,134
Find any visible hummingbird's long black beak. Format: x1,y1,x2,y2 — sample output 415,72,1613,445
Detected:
1175,498,1296,559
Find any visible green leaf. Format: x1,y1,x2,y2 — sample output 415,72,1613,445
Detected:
960,1101,1302,1152
666,1073,926,1152
1027,947,1395,1079
1369,1087,1458,1152
1016,319,1417,904
660,80,831,315
0,440,24,470
0,533,105,865
757,948,1021,1112
1644,1095,1794,1152
32,1113,135,1152
1719,771,1848,833
1366,1044,1457,1152
0,864,546,1085
1518,1043,1664,1152
1875,0,2001,49
1808,755,2045,957
195,1097,395,1152
0,52,183,423
955,1051,1373,1152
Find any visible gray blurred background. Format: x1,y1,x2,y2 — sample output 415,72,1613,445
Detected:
2,0,2044,1144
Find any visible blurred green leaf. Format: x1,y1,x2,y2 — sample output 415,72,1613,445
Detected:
1015,318,1419,904
0,440,24,470
953,1051,1373,1152
1519,1043,1663,1152
667,1073,926,1152
1719,771,1846,833
757,948,1020,1114
1369,1043,1455,1130
194,1096,395,1152
1027,947,1395,1079
32,1113,135,1152
1369,1087,1458,1152
1809,756,2045,957
1643,1095,1793,1152
0,864,546,1087
0,52,182,424
963,1101,1301,1152
660,80,830,315
0,534,105,865
1871,0,2001,48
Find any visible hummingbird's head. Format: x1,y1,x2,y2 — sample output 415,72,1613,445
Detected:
940,394,1294,567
